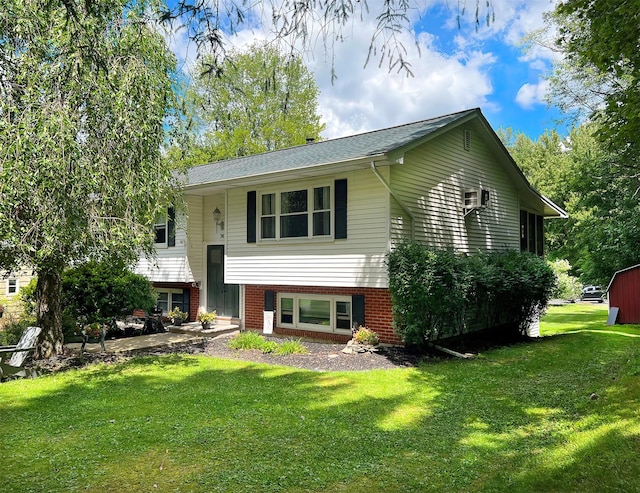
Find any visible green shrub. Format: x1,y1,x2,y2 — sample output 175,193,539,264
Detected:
274,339,308,355
19,278,38,317
228,332,308,355
61,261,156,322
0,318,37,345
261,340,279,353
387,242,556,349
228,331,267,350
386,243,472,346
548,259,582,300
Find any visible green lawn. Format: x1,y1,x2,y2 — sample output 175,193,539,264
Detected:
2,303,639,492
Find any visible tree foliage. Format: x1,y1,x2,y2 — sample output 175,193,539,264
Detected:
502,124,640,286
179,43,324,163
160,0,495,79
0,0,183,356
548,259,581,301
548,0,639,165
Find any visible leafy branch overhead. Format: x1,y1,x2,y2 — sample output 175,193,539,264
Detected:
141,0,494,78
546,0,639,165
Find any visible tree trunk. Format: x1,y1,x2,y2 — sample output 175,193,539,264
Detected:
34,267,65,358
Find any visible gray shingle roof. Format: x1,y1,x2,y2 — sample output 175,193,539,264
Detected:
186,108,478,186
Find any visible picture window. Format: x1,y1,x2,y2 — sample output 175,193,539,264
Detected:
259,185,332,240
277,293,352,334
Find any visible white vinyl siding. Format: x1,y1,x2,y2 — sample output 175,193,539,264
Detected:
226,171,390,288
186,195,204,284
390,124,520,252
135,207,195,283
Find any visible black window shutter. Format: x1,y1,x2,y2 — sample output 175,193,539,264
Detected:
264,290,275,311
352,294,365,329
167,207,176,247
182,288,190,316
247,191,257,243
335,179,347,239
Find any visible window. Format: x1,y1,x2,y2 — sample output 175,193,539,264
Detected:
7,279,17,295
154,207,175,247
277,294,352,333
280,189,308,238
259,186,332,240
261,193,276,239
247,180,347,244
520,210,544,256
313,186,331,236
156,292,169,313
156,289,188,316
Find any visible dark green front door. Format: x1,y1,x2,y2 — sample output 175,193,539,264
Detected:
206,245,239,317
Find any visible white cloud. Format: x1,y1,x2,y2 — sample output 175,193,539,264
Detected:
301,15,498,138
516,80,550,108
165,0,563,139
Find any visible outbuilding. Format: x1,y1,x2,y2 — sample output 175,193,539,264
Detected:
607,264,640,324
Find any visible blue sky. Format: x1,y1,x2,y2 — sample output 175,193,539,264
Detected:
168,1,566,141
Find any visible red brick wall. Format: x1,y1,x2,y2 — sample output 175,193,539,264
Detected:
189,288,200,322
244,284,402,345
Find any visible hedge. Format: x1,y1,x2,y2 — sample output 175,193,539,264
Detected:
386,242,556,348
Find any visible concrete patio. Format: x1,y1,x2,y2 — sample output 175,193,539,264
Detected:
66,322,239,354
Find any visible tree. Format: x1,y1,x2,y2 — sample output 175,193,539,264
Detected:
184,43,324,162
523,1,640,285
502,124,640,285
547,0,639,166
0,0,182,357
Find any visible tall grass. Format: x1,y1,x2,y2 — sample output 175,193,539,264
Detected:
1,304,638,492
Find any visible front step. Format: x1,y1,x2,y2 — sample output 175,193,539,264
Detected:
168,322,239,338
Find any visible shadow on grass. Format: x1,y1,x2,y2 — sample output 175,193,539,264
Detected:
2,314,639,492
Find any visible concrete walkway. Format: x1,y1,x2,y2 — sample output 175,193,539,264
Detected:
66,323,239,354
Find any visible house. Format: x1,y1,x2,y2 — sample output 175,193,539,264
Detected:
0,268,34,323
607,265,640,324
136,108,566,344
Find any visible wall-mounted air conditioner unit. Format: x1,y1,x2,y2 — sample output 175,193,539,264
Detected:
463,188,490,216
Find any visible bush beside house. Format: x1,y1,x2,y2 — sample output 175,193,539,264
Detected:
18,263,157,343
387,242,556,349
60,261,155,322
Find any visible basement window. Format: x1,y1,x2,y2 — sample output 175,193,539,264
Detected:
277,294,352,334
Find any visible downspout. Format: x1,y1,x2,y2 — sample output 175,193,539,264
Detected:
370,161,415,241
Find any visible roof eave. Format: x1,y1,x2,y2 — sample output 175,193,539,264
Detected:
184,154,388,195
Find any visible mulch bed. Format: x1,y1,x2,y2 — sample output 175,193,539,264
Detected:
28,333,428,375
27,329,534,376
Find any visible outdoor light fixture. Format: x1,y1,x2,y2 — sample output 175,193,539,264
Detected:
213,207,224,231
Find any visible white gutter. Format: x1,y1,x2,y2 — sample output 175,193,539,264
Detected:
370,161,415,241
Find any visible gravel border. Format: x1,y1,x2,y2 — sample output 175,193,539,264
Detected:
29,333,427,375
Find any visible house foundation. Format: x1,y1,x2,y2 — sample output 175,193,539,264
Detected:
244,284,402,345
